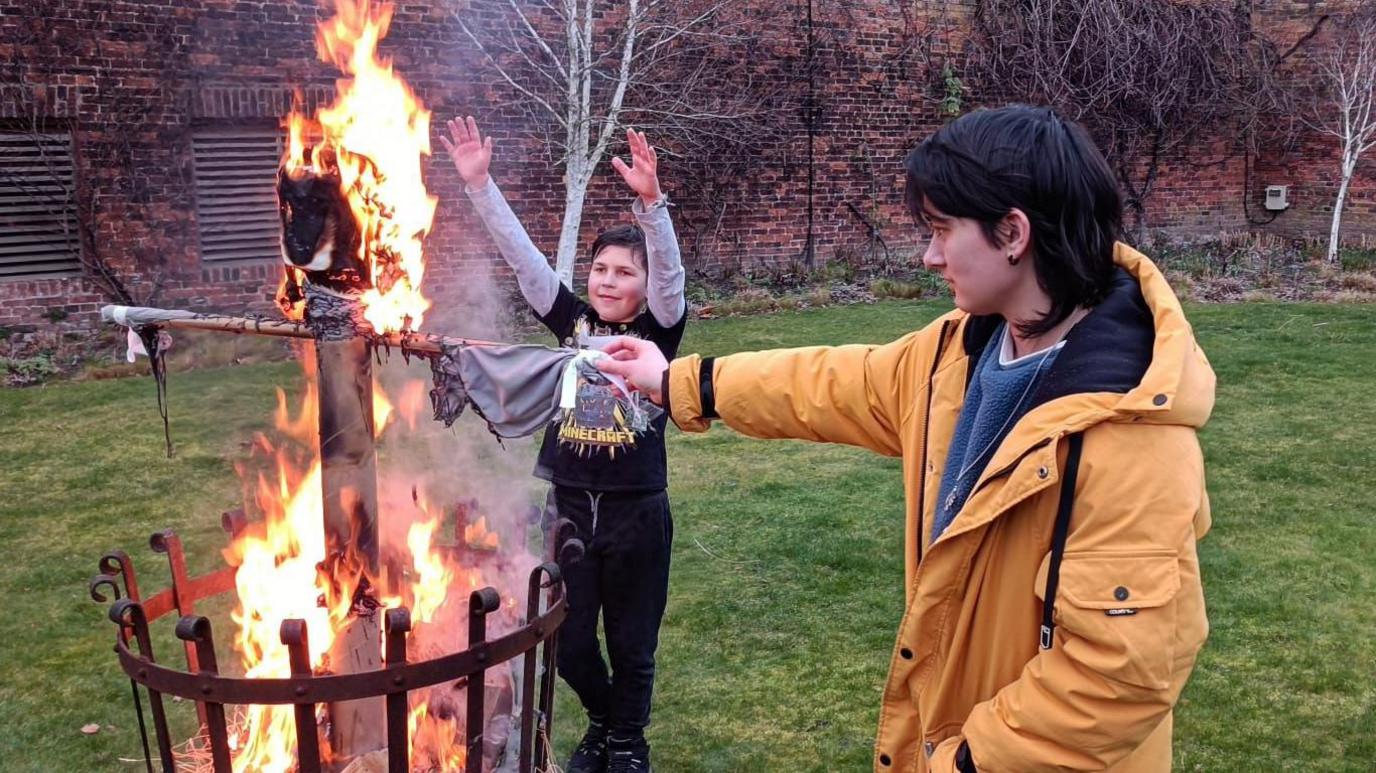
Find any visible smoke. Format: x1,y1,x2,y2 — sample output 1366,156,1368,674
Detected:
370,240,547,637
372,351,543,572
419,261,521,343
363,261,545,764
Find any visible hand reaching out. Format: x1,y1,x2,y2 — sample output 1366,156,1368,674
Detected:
440,115,493,189
611,128,663,207
594,336,670,406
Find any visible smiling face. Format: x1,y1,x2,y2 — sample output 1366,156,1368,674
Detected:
587,244,648,323
920,199,1029,318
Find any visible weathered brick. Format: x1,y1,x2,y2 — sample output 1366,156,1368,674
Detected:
1,0,1364,335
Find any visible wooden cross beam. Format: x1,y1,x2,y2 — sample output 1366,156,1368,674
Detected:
100,305,502,353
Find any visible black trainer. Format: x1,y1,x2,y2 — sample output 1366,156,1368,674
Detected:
566,722,609,773
606,746,652,773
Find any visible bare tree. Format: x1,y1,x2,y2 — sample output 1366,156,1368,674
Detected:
455,0,796,284
967,0,1292,236
1305,8,1376,264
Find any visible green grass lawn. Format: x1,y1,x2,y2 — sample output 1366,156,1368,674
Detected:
1,300,1372,771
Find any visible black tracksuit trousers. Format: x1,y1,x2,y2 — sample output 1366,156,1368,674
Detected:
550,486,673,743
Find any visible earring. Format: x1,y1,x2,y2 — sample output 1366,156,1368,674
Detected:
1007,253,1020,266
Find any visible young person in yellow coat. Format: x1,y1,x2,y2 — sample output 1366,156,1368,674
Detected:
597,105,1214,773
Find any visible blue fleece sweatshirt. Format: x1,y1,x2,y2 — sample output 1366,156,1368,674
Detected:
931,323,1063,542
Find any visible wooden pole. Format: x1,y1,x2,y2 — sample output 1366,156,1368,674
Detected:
315,329,386,766
99,306,501,354
316,334,381,574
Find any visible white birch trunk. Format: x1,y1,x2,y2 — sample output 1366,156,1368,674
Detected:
555,174,590,286
1329,151,1358,264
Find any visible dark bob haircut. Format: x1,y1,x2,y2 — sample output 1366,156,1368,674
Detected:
590,223,647,270
904,105,1122,336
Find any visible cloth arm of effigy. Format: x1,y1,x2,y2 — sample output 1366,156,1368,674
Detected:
432,344,651,438
101,306,200,327
439,344,573,437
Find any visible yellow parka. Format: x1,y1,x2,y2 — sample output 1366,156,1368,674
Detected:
665,245,1213,772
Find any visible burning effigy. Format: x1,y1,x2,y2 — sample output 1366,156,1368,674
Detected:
85,1,655,771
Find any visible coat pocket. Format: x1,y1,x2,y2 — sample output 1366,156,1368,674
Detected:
1036,548,1181,690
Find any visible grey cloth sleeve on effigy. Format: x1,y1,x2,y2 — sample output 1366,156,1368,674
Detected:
632,196,687,327
457,344,575,438
465,178,561,316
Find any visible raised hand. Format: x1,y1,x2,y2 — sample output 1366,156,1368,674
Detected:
440,115,493,189
611,128,663,207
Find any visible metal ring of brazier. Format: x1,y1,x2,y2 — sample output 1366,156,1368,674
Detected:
93,530,568,773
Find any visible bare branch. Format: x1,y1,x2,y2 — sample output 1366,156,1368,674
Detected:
456,15,567,128
505,0,569,81
968,0,1296,233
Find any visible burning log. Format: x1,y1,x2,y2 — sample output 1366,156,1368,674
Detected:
315,317,387,761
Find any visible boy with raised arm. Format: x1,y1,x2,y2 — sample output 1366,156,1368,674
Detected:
443,117,685,773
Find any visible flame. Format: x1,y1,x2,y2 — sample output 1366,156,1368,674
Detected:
224,457,339,773
274,383,319,444
464,515,500,552
222,339,367,771
408,703,466,771
226,387,504,769
230,369,501,769
406,514,453,624
276,266,307,322
275,110,311,322
284,111,309,172
233,3,483,759
373,383,395,438
281,0,434,334
397,378,428,430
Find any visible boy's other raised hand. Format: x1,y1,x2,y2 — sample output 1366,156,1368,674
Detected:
440,116,493,189
611,128,663,208
595,336,670,406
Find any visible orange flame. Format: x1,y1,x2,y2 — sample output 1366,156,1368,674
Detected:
274,383,319,445
236,3,474,762
281,0,434,334
224,456,339,772
406,514,453,624
276,266,307,322
283,111,310,173
464,515,500,552
408,703,466,771
397,378,428,430
229,372,504,768
229,393,490,768
275,110,312,321
373,383,395,438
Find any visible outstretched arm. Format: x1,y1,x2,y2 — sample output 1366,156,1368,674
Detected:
595,324,937,457
612,129,684,327
442,116,561,316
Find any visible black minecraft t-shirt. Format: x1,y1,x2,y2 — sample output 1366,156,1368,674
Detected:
533,284,686,492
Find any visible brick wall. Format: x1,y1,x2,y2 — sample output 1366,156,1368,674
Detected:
0,0,1369,336
1248,1,1376,243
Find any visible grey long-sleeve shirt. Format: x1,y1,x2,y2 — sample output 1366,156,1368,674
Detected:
464,177,687,327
